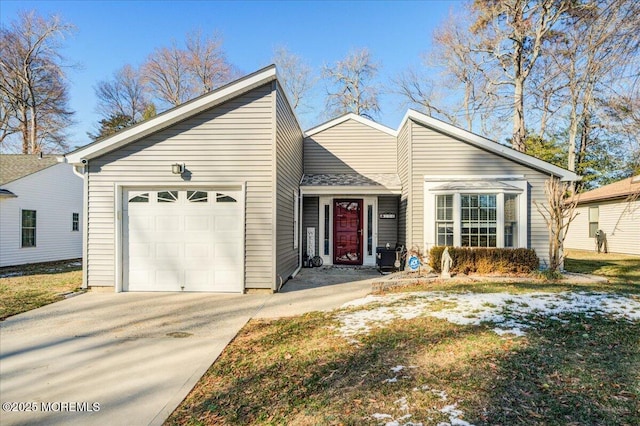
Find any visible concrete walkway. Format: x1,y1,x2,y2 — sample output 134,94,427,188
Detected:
0,267,379,426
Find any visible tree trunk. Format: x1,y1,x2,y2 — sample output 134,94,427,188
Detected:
513,77,526,152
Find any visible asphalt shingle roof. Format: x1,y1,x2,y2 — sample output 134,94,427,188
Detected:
577,175,640,204
0,155,59,185
300,173,402,189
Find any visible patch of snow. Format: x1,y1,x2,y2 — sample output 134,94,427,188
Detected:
391,365,405,373
440,403,474,426
384,376,399,383
335,291,640,339
372,413,393,419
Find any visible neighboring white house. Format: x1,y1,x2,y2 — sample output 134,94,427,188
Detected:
565,176,640,255
0,155,83,267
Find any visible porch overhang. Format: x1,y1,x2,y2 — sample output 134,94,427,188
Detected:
300,173,402,195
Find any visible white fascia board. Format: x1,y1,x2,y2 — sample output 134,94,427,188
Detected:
304,113,397,137
273,72,305,135
300,185,402,195
403,110,580,182
64,66,277,164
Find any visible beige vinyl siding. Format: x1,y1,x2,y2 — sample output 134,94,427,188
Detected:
408,120,552,265
566,200,640,255
304,119,397,175
397,121,410,246
378,196,399,248
275,82,304,285
302,196,319,257
86,84,275,289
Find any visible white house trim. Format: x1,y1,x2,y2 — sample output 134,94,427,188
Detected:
401,110,579,182
304,113,398,137
317,195,378,267
301,186,402,195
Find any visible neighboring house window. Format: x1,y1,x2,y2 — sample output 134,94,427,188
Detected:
589,206,599,238
293,190,299,249
21,210,36,247
72,213,79,231
436,195,454,246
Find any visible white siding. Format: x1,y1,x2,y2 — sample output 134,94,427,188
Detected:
408,120,553,266
304,119,397,175
0,164,83,267
275,82,304,285
565,200,640,255
86,84,275,289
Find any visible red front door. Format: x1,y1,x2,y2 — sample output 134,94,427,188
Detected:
333,199,363,265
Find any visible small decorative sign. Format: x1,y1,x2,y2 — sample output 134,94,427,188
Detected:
379,213,396,219
407,255,420,272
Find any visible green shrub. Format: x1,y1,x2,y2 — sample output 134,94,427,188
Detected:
428,246,539,274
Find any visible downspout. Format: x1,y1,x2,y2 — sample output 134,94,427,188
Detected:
70,159,89,289
291,186,304,279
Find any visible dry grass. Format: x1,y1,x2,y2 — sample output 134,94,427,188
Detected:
167,249,640,425
0,260,83,320
167,301,639,425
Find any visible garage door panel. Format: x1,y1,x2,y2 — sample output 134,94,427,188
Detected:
126,189,242,292
156,216,181,231
184,243,212,259
129,243,151,257
156,243,181,258
185,216,211,231
155,270,181,290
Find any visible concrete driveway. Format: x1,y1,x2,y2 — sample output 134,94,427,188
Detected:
0,267,379,425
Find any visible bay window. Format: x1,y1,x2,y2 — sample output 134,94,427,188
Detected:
426,177,527,250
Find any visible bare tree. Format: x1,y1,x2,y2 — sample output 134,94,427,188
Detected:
272,46,315,111
323,48,381,119
185,30,233,94
471,0,573,152
394,8,498,133
143,41,192,108
534,178,579,272
95,64,149,124
0,10,74,154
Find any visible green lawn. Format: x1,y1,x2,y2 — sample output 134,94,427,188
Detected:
167,249,640,425
565,249,640,286
0,260,83,320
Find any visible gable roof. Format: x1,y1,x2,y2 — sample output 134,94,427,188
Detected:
576,175,640,204
0,154,59,185
304,113,397,137
400,110,579,182
63,65,280,164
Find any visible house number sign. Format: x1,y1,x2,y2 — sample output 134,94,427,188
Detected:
379,213,396,219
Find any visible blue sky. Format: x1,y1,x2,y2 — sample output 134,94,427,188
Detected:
1,0,461,149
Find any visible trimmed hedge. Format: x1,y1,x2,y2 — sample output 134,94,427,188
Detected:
429,246,539,274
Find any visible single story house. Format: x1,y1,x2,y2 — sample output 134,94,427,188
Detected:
565,175,639,255
0,154,83,267
63,65,578,293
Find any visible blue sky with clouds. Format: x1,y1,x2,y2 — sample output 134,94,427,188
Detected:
1,0,461,149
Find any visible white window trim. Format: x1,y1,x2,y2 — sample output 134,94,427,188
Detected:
424,177,528,253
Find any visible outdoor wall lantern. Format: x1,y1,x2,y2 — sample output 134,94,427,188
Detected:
171,163,185,174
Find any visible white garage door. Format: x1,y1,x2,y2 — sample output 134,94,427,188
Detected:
124,188,243,292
